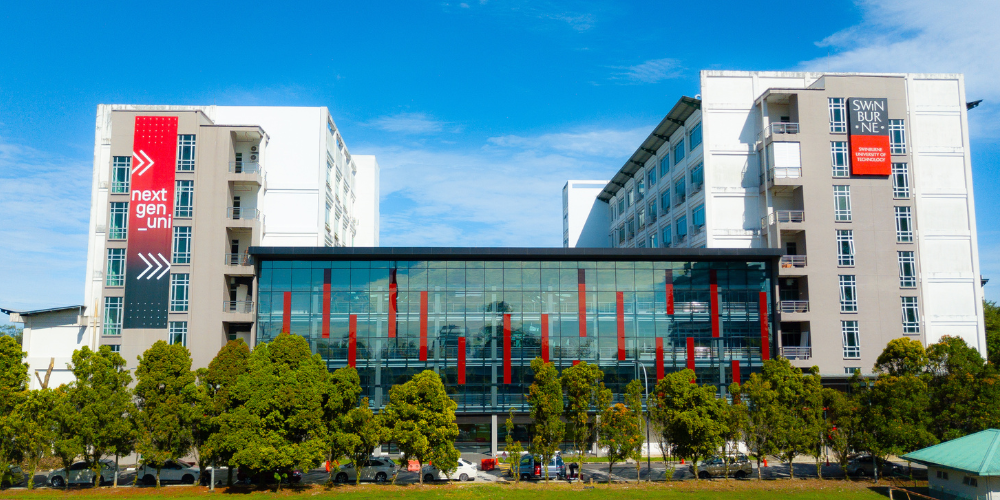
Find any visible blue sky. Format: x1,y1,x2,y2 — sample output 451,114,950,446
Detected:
2,0,999,317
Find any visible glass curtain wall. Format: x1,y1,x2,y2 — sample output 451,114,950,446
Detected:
257,258,772,413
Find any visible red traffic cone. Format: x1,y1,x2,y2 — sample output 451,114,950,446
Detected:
680,459,685,465
763,458,768,467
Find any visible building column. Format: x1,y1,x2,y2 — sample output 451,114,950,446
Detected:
491,414,498,458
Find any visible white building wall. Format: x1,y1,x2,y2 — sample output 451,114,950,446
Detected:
563,181,610,248
352,155,381,247
15,309,88,390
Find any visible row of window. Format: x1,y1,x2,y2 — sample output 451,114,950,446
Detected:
829,141,912,197
109,136,196,193
837,275,920,332
614,163,704,222
828,98,906,154
102,275,189,336
615,204,705,247
832,187,913,242
107,182,194,239
105,228,192,286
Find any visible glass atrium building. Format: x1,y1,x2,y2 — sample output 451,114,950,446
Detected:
252,247,779,426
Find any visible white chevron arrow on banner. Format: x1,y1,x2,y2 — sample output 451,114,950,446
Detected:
156,253,171,279
145,252,163,280
135,150,155,176
136,253,153,279
131,151,145,175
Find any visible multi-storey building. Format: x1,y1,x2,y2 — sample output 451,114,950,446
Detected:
72,105,379,374
567,71,986,376
562,180,611,248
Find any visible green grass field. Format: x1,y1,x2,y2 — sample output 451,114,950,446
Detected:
1,480,893,500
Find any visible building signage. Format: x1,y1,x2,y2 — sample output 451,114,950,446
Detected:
848,97,891,175
123,116,178,329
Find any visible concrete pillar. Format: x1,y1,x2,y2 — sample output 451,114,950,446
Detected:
491,414,499,458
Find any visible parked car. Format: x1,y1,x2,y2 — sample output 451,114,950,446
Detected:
48,460,117,487
333,457,397,484
512,454,566,480
236,467,303,485
137,459,200,485
422,457,478,482
2,465,25,487
693,455,752,479
846,455,904,478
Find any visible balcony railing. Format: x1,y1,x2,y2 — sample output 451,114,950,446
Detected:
673,195,686,207
228,162,262,174
779,300,809,313
691,182,704,194
227,207,260,220
769,166,802,179
781,346,812,360
224,253,252,266
775,210,804,223
768,122,800,135
224,300,254,313
780,255,807,268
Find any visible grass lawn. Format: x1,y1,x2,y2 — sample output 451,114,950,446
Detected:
2,480,893,500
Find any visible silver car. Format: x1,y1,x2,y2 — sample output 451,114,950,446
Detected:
137,460,200,485
332,457,398,484
48,460,117,487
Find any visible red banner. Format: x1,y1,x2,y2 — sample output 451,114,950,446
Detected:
123,116,177,329
848,97,891,175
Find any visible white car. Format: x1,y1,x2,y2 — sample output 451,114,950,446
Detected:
137,460,200,485
332,457,398,484
48,460,117,487
422,457,478,482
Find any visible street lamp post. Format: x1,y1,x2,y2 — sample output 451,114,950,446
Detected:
635,361,651,481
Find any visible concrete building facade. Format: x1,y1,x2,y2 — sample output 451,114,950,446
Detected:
569,71,985,377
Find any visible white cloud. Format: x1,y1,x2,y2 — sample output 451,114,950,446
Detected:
800,0,1000,137
360,125,648,247
612,58,683,84
0,139,90,315
366,113,448,134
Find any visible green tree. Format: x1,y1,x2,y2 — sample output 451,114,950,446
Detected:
875,338,928,377
382,369,459,486
323,366,362,483
985,300,1000,366
823,387,858,479
623,380,646,483
12,388,57,489
0,325,22,346
926,335,1000,440
527,357,564,482
799,369,826,479
51,385,83,490
69,346,136,487
504,408,523,484
650,369,727,480
766,358,815,480
0,335,28,487
560,360,610,480
198,339,251,487
730,370,778,480
134,341,197,487
722,384,748,479
219,334,329,490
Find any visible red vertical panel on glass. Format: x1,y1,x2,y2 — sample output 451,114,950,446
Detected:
419,291,428,361
655,337,665,381
732,360,741,385
348,315,357,368
572,360,580,366
388,269,397,338
665,269,675,315
503,314,512,384
710,270,720,338
578,269,587,337
322,269,331,339
457,337,466,385
759,291,770,361
686,337,695,371
616,291,626,361
282,292,291,334
541,313,550,363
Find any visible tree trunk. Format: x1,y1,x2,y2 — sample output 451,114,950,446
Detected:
692,461,699,480
227,466,233,487
114,455,119,487
636,461,640,484
210,459,216,491
65,464,70,490
816,457,822,479
757,457,763,480
156,467,161,488
608,461,613,482
788,456,795,480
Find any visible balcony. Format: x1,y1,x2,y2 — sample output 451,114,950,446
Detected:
224,300,254,314
781,346,812,360
690,182,704,194
780,255,807,268
779,300,809,313
764,122,800,139
673,195,686,207
227,207,260,220
769,166,802,180
228,162,264,187
224,253,253,266
762,210,805,231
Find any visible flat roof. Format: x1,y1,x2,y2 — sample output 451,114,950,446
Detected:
0,305,84,317
598,96,701,203
249,246,783,262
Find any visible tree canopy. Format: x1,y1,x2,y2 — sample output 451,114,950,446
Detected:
381,369,459,485
527,357,564,481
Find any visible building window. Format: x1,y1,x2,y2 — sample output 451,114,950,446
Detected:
175,180,194,218
674,178,686,205
895,206,914,242
690,163,704,192
839,275,858,312
618,197,625,216
177,135,196,171
106,248,125,287
660,155,670,176
837,230,855,266
842,321,860,359
637,208,646,228
831,142,849,177
169,321,188,347
111,156,131,194
898,251,917,288
109,202,128,240
626,218,635,240
626,189,634,208
829,98,847,133
637,178,645,200
662,227,672,247
647,168,657,187
673,140,685,165
963,477,978,487
618,225,625,245
892,163,910,199
692,204,705,228
648,201,657,223
889,119,906,154
937,471,949,480
108,344,121,352
676,216,688,238
172,226,191,264
649,233,657,248
103,297,122,336
170,273,190,312
688,123,702,150
844,367,860,375
661,190,670,214
834,185,852,221
901,297,920,333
